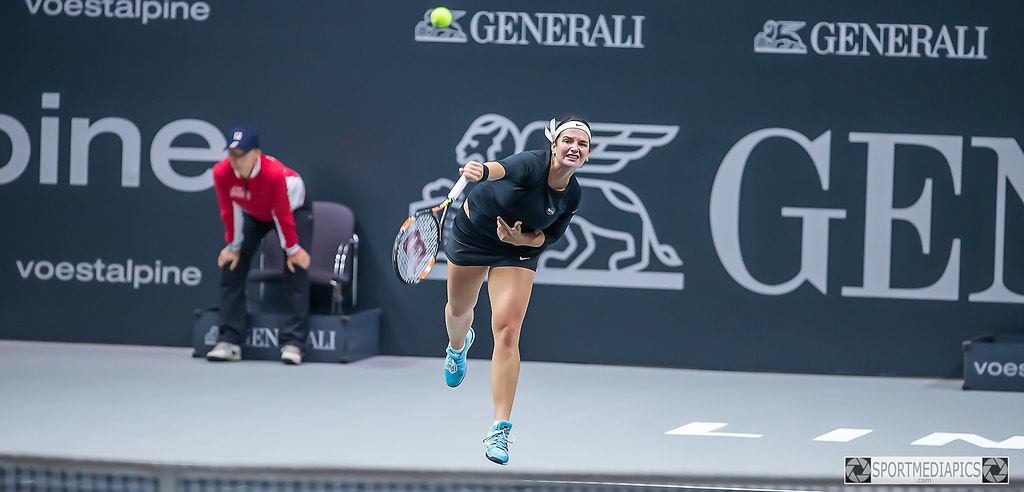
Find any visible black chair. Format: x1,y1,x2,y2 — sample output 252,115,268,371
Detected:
248,201,358,315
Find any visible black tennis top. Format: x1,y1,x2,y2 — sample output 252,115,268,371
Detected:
462,149,582,254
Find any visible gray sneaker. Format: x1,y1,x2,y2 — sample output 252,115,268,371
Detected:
206,341,241,362
281,345,302,365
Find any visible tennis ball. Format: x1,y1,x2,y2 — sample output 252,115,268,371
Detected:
430,7,452,28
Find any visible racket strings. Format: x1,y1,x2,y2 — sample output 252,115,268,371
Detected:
395,213,440,283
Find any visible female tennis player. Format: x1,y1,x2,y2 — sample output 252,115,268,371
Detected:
442,116,590,464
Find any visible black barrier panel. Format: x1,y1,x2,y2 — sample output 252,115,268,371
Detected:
192,308,380,363
962,334,1024,392
1,1,1022,376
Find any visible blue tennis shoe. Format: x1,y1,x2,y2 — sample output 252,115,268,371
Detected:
484,420,514,465
444,327,474,387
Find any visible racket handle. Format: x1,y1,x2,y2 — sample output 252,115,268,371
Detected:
447,175,469,201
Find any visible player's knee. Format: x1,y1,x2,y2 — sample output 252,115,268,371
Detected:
447,301,474,319
491,321,521,351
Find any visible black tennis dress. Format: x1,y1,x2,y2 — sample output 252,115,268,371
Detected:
444,149,581,271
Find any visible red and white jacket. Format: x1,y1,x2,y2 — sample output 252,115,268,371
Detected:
213,154,306,256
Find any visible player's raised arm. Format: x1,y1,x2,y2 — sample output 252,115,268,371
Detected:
459,160,505,182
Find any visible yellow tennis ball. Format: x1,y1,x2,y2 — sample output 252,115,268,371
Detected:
430,7,452,28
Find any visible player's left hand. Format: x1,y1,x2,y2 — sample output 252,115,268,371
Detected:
286,247,311,272
496,216,542,246
496,216,522,245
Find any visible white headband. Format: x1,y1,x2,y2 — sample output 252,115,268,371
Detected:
544,118,591,143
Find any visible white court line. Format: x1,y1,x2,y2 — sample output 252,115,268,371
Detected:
526,480,821,492
665,422,762,438
813,428,872,442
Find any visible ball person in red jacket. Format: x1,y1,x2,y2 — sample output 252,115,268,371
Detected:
206,126,313,365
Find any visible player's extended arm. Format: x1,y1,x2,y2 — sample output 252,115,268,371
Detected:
459,160,505,182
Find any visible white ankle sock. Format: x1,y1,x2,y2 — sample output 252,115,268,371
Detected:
450,331,471,353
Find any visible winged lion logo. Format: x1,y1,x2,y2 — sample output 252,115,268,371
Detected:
413,114,683,290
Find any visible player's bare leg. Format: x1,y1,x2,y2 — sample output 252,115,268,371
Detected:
443,262,488,388
481,265,535,464
445,263,488,350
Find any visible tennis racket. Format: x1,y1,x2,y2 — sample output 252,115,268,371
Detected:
392,175,469,284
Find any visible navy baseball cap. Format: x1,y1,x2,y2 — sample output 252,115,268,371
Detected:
225,125,260,151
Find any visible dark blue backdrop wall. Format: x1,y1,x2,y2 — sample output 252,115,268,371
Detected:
1,1,1022,377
